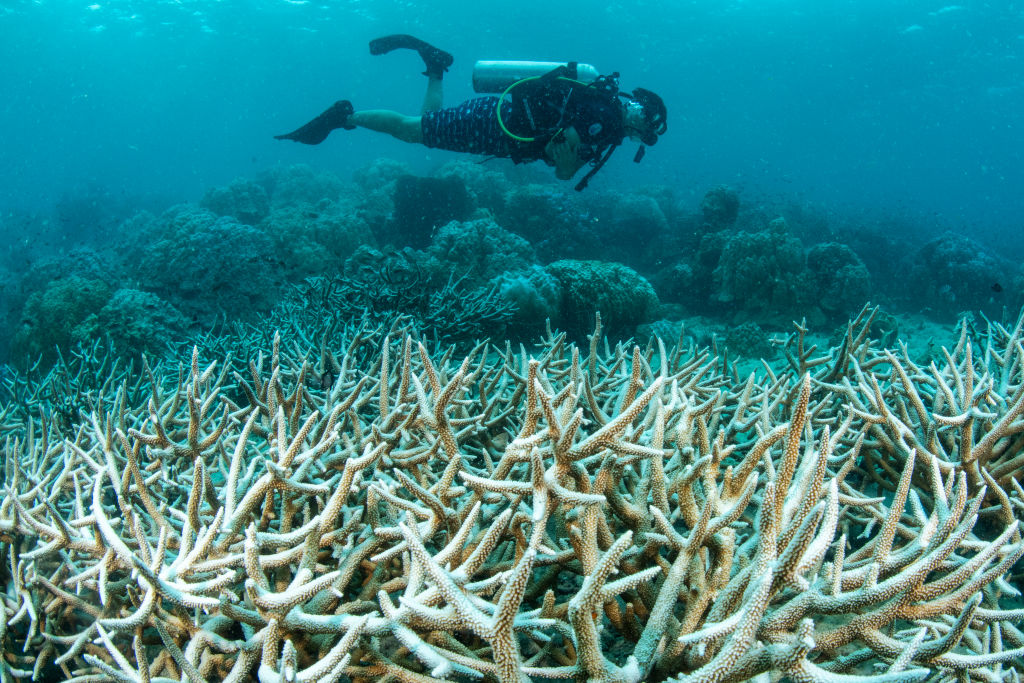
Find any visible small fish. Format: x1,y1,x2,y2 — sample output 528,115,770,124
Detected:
992,282,1003,293
901,24,924,34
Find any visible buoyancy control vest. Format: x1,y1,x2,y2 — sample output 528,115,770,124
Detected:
495,65,627,181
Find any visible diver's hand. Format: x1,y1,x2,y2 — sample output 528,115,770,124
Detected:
551,140,573,163
545,127,584,180
550,138,578,180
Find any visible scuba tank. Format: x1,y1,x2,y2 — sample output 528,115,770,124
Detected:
472,60,600,93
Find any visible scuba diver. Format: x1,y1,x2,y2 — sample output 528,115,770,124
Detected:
275,34,667,191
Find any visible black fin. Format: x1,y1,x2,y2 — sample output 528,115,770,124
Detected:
369,34,453,77
274,100,355,145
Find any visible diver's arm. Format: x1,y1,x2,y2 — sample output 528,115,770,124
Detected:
545,127,586,180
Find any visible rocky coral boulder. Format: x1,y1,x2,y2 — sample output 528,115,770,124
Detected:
651,261,697,306
131,205,281,324
911,231,1010,319
723,320,776,360
491,265,563,338
428,217,536,288
587,192,670,268
19,247,119,302
73,288,189,357
352,157,411,193
546,260,659,339
711,217,814,323
496,185,601,263
12,276,112,365
263,164,354,208
701,185,740,229
258,200,375,281
806,242,871,320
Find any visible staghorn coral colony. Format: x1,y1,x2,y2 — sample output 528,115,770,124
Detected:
2,305,1024,682
3,161,1024,681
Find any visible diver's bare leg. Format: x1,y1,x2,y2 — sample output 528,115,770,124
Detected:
348,110,423,143
346,70,439,143
422,74,443,114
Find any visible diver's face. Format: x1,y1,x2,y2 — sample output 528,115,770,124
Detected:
624,101,651,142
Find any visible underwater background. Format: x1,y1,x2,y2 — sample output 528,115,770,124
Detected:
7,3,1024,682
1,0,1024,362
4,0,1024,219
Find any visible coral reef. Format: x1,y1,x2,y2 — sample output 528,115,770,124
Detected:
0,160,1017,404
200,178,271,226
3,307,1024,682
700,185,740,229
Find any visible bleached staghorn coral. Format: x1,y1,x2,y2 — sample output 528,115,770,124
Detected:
778,306,1024,530
2,314,1023,682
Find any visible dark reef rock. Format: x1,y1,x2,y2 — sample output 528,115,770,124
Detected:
391,175,473,249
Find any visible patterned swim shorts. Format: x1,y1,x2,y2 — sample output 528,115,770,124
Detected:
421,96,513,157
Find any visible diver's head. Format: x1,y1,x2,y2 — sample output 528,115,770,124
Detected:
623,88,667,145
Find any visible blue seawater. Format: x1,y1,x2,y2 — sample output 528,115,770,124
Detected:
0,1,1021,230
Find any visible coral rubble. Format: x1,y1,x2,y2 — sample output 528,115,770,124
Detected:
3,305,1024,682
